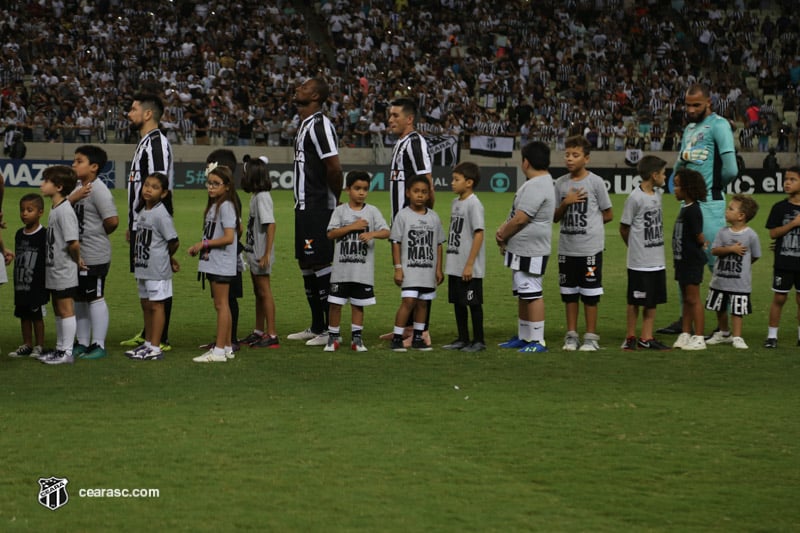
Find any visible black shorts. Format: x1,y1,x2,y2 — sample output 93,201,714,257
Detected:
558,253,603,296
772,269,800,293
77,263,110,301
448,275,483,306
328,281,376,306
627,269,667,308
675,261,704,286
14,304,45,320
705,288,752,316
295,208,334,265
205,273,235,284
50,287,77,300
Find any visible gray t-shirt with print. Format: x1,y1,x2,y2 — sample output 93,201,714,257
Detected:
554,171,612,256
445,193,485,278
620,186,665,270
74,178,118,265
198,200,238,276
46,200,80,290
134,202,178,280
390,207,445,289
328,203,389,285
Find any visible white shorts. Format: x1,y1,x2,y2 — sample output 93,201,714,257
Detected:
512,270,544,300
400,288,437,300
137,279,173,302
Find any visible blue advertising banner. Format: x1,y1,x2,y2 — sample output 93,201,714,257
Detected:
1,159,116,188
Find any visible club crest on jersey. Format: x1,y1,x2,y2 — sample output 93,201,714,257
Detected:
38,476,69,511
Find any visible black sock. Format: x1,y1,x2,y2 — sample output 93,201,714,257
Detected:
470,304,484,343
229,294,239,341
316,269,331,331
161,297,172,344
454,304,469,342
303,272,325,333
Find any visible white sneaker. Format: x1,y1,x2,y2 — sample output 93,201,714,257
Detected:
578,333,600,351
287,328,318,341
673,332,692,349
731,336,748,349
705,331,732,345
562,331,579,351
306,333,331,346
193,349,228,363
225,350,236,360
40,350,74,365
682,335,707,351
323,336,339,352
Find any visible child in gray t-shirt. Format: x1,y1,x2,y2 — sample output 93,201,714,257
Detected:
619,155,669,352
705,195,761,349
389,176,444,352
324,171,390,352
443,162,486,352
188,165,241,363
130,172,179,361
40,165,82,365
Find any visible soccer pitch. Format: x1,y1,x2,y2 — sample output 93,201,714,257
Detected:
1,187,798,531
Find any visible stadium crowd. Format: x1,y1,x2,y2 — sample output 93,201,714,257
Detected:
1,0,800,155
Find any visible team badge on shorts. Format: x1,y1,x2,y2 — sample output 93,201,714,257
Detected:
304,239,314,250
38,476,69,510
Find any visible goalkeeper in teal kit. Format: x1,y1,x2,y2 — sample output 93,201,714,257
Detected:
660,84,739,335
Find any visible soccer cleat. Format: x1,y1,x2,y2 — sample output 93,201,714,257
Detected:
461,342,486,353
519,341,548,353
125,344,151,358
499,336,529,349
8,344,33,357
443,339,469,350
287,328,318,341
673,332,692,349
682,335,707,351
160,342,172,352
141,348,164,361
763,337,778,349
390,338,407,352
72,343,89,357
239,332,264,346
656,318,683,335
81,343,108,360
193,349,228,363
562,331,580,351
637,338,671,351
731,336,749,349
351,337,368,352
323,336,340,352
34,348,54,361
621,336,637,351
705,331,732,345
40,350,74,365
579,333,600,352
251,335,280,349
305,333,330,346
411,338,433,351
120,332,145,347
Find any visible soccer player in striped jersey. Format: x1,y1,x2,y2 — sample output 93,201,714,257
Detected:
286,78,344,346
121,93,175,351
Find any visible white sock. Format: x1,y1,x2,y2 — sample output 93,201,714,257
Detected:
212,346,225,356
253,329,264,336
61,316,76,355
55,317,63,351
328,326,340,335
393,325,405,335
74,301,91,346
768,326,778,338
89,298,109,348
518,320,534,342
531,321,545,343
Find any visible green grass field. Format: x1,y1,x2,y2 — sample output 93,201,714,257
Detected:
1,186,798,531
